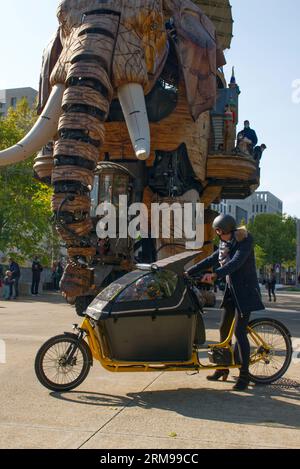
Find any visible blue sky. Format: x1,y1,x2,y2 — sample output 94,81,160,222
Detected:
0,0,299,217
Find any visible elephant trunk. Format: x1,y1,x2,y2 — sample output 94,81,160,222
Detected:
52,11,120,298
0,84,64,167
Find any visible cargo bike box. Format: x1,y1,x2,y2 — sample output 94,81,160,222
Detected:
87,253,206,362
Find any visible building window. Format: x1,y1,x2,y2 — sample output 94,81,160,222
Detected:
10,97,17,108
229,205,231,213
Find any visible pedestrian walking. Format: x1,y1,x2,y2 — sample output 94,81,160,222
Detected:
8,257,21,299
31,256,43,296
267,269,277,302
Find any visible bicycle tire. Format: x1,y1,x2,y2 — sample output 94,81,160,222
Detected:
248,318,292,385
35,334,91,392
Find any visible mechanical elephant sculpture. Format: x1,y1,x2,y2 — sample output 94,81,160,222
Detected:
0,0,226,304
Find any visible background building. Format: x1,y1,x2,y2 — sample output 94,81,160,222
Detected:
211,191,283,225
0,87,37,118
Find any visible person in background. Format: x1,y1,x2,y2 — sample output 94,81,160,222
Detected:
53,261,64,291
31,256,43,296
8,257,21,300
0,262,4,295
51,262,57,288
267,269,277,302
3,271,14,301
237,120,258,155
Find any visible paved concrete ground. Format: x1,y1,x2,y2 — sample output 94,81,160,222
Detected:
0,290,299,449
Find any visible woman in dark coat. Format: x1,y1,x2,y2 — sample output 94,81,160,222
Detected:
187,214,265,391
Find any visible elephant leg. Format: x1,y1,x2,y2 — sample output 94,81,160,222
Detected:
51,12,120,298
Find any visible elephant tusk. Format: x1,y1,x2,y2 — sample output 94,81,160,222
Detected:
117,83,150,161
0,84,65,167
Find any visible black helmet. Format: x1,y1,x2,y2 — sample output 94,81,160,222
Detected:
213,214,237,234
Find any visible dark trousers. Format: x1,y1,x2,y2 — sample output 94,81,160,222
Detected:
268,284,276,301
53,275,61,291
9,278,19,298
31,275,40,295
220,291,251,373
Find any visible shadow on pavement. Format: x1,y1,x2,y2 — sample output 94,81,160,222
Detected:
0,293,66,305
50,378,300,429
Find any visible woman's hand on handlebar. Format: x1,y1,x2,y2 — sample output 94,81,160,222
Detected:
201,273,217,284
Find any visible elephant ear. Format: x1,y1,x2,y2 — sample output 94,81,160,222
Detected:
37,28,63,114
164,0,226,121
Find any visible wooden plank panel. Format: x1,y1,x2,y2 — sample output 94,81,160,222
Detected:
100,83,210,182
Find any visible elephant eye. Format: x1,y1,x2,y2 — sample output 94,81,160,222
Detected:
150,22,158,31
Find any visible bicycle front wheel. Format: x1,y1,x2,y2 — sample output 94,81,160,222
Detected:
248,318,292,385
35,334,91,392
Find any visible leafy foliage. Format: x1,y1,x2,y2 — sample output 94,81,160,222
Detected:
248,214,297,267
0,99,59,265
254,244,267,270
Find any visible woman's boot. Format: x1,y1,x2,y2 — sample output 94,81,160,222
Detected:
207,369,229,382
233,371,250,391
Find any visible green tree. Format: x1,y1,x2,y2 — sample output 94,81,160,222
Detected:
248,214,297,267
0,99,58,265
254,244,267,270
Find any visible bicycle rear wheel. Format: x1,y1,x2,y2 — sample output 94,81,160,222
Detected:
248,318,292,385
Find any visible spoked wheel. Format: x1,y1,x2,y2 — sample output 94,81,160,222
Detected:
248,318,292,385
35,334,92,392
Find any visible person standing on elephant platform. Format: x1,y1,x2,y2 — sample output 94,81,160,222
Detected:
31,257,43,296
186,215,265,391
237,120,258,155
223,104,235,153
